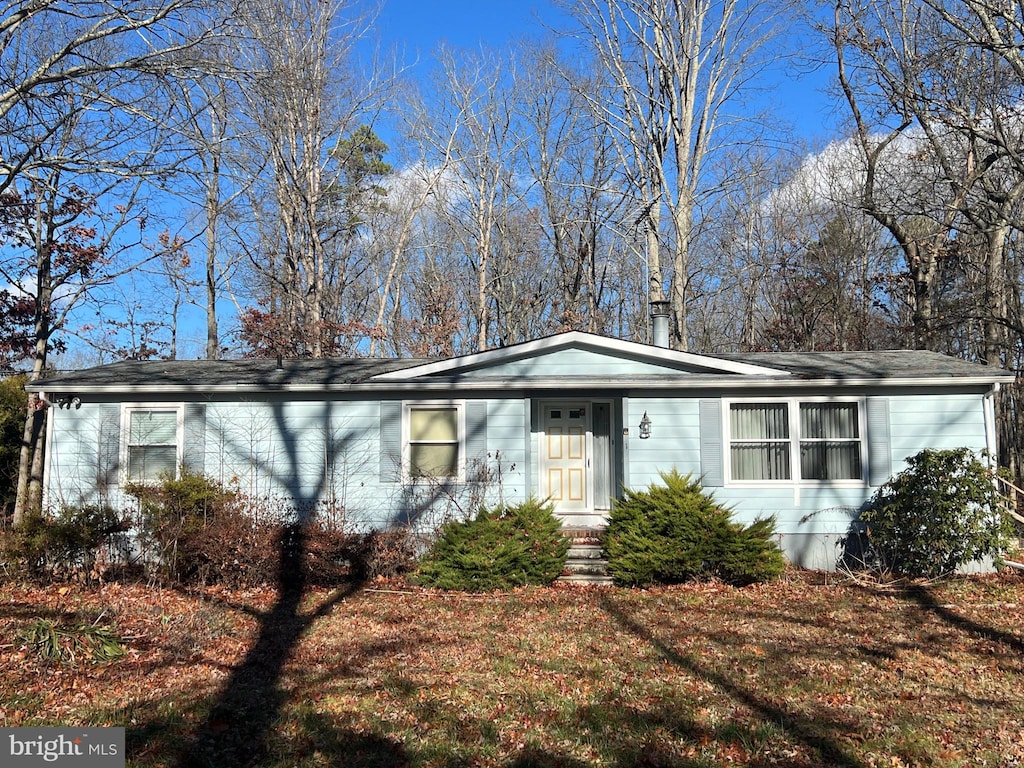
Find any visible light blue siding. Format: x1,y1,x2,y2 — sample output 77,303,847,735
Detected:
625,397,702,490
44,404,105,508
481,398,528,506
888,394,986,469
41,381,994,571
205,401,339,514
458,348,697,377
44,396,528,534
618,390,993,571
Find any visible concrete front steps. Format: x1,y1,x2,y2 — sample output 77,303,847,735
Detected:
559,528,613,585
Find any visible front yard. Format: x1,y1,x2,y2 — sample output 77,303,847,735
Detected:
2,573,1023,767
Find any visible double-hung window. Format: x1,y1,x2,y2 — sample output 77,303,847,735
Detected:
798,402,862,480
727,399,863,483
729,403,791,480
404,402,464,481
124,407,181,482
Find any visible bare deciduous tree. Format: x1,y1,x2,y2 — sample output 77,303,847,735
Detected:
564,0,785,349
1,0,229,526
234,0,392,358
832,0,1024,473
0,0,222,194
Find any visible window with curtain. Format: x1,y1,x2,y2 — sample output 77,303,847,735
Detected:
729,403,791,480
728,400,863,482
126,409,180,482
800,402,861,480
406,405,461,480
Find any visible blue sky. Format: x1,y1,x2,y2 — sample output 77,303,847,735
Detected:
377,0,557,51
374,0,843,143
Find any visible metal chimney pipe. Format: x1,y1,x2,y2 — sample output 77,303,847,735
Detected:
650,300,670,348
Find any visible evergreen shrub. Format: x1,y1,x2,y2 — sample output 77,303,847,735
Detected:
0,375,27,515
416,498,569,591
862,447,1011,578
604,469,785,586
1,505,126,582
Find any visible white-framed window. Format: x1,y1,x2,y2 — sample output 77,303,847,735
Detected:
122,405,183,482
725,398,865,483
403,401,465,482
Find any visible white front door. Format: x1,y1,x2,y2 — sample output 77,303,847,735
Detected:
542,404,589,513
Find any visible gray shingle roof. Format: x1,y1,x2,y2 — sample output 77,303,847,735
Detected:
28,347,1012,394
708,350,1010,380
31,357,430,390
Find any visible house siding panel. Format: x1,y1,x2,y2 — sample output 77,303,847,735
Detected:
458,348,694,377
616,389,992,571
474,398,527,506
323,400,382,523
194,397,529,531
625,398,702,490
888,393,986,470
44,405,104,509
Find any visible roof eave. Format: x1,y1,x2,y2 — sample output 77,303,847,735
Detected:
31,373,1014,397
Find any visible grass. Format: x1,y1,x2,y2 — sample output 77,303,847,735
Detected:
1,573,1023,767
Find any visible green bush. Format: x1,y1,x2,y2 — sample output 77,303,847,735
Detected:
863,448,1012,578
604,470,785,587
416,498,569,591
1,505,126,582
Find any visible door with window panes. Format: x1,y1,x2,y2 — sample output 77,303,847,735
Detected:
542,404,589,512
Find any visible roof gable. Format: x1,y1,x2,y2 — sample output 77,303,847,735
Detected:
371,331,788,380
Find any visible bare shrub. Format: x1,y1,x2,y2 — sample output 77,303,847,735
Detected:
344,529,418,580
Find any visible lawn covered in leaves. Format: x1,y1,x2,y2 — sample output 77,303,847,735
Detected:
2,573,1023,767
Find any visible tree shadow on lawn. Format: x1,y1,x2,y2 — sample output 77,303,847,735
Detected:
165,523,362,767
901,582,1024,655
597,594,867,768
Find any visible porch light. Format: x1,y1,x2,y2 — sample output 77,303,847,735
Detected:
639,411,652,439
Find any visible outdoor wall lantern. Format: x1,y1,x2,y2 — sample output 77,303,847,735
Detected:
639,411,652,439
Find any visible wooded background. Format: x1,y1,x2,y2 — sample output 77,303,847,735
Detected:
3,0,1024,518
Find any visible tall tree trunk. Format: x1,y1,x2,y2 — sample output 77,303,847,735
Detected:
13,332,49,527
205,152,221,360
